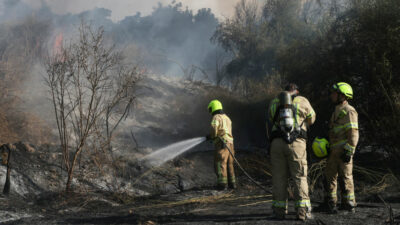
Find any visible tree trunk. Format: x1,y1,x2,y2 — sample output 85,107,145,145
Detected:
65,145,84,192
66,167,73,192
3,146,11,195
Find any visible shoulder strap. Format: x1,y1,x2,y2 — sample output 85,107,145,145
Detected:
291,104,298,125
272,104,283,125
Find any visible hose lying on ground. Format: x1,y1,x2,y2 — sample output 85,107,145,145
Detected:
220,137,271,194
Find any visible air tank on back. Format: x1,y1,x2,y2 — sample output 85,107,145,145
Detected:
278,91,294,133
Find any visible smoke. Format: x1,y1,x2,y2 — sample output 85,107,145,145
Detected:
21,0,245,22
0,0,345,148
0,0,233,147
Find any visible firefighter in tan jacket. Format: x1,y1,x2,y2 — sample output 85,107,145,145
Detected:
324,82,359,213
207,100,236,190
267,84,316,221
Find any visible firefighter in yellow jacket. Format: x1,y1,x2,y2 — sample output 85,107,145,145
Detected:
267,84,316,221
207,100,236,190
324,82,359,213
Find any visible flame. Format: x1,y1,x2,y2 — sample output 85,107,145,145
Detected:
53,32,64,61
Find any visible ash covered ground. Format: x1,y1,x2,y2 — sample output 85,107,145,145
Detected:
0,142,399,225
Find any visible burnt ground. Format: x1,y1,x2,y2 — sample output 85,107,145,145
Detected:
0,144,400,225
1,187,400,225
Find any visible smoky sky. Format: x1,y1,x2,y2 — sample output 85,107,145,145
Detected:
21,0,249,21
0,0,233,127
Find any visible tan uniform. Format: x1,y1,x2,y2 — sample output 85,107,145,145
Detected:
210,113,235,186
268,96,316,216
325,101,359,207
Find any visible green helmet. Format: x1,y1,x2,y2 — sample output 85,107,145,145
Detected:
312,137,329,158
332,82,353,99
208,100,223,114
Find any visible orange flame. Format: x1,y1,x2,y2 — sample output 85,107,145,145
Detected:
53,32,64,61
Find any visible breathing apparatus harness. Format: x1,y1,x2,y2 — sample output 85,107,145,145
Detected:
271,91,307,144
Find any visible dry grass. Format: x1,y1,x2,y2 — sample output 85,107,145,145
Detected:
0,17,52,145
309,159,399,195
133,193,272,210
233,148,399,197
309,160,327,192
238,199,273,207
359,172,399,194
240,151,272,178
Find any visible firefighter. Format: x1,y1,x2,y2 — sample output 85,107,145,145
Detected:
267,83,316,221
206,100,236,190
323,82,359,213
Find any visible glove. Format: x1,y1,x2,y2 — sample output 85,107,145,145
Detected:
341,151,351,163
341,143,355,163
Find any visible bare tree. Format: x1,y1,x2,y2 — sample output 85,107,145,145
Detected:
45,22,141,191
214,49,230,87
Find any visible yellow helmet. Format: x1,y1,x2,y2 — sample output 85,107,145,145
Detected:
208,100,223,114
312,137,329,158
332,82,353,99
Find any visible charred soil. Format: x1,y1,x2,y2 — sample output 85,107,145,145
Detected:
0,145,399,225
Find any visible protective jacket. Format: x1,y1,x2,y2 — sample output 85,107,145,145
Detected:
210,112,235,187
268,96,316,141
329,102,359,154
325,101,359,207
267,94,315,218
210,113,234,145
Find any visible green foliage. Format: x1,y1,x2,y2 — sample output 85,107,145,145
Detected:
212,0,315,79
215,0,400,157
283,0,400,154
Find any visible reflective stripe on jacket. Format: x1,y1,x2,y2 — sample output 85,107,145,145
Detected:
267,96,316,133
329,102,359,152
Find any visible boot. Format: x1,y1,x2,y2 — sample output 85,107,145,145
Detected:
228,182,237,189
339,203,356,213
272,208,286,220
327,201,338,214
217,183,228,191
314,200,337,214
272,212,285,220
297,207,313,221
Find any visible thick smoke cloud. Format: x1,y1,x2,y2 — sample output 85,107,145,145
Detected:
21,0,245,22
0,0,348,148
1,0,229,79
0,0,233,147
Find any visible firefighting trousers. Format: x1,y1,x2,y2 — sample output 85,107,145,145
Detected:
270,138,311,214
324,147,356,207
214,142,236,185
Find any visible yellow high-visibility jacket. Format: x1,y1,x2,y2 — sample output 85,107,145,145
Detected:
267,95,316,134
329,101,359,154
210,113,234,145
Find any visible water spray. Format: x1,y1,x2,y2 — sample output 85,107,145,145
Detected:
136,136,271,194
132,137,206,186
142,137,206,168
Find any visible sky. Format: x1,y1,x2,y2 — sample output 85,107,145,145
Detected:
21,0,250,21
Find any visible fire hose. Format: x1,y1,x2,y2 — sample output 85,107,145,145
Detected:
218,137,271,194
